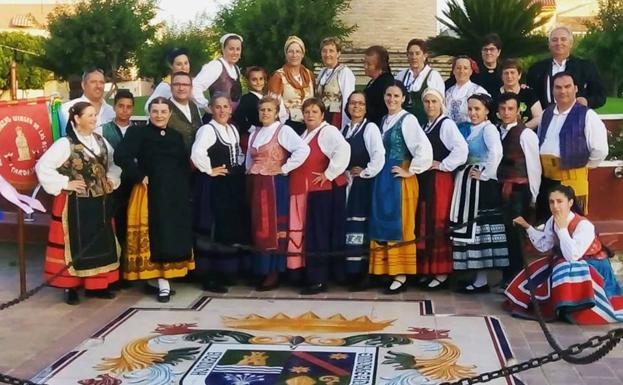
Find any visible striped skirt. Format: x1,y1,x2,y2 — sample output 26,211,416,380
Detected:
505,256,623,324
44,193,119,289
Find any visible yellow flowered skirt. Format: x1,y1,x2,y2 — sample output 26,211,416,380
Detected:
123,184,195,280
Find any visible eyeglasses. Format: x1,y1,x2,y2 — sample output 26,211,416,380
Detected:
172,83,192,87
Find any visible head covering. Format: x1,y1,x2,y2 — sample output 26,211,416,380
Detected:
468,93,494,112
166,47,189,65
421,87,446,114
284,35,306,56
220,33,243,49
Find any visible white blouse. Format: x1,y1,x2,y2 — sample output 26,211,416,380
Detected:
466,121,503,181
244,121,310,175
192,58,240,109
35,134,121,196
395,65,445,95
341,119,385,178
422,115,468,172
445,81,489,124
526,212,596,262
191,120,242,175
500,122,542,203
539,105,609,167
317,65,356,128
301,123,350,181
382,111,433,174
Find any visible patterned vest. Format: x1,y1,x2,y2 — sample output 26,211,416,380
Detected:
316,65,344,113
553,214,607,260
208,60,242,103
382,113,411,161
248,124,288,175
539,102,589,169
276,68,314,122
57,133,111,198
499,123,529,181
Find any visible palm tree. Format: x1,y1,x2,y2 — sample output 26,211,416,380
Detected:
427,0,552,59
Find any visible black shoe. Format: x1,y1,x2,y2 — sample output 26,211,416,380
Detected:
157,289,170,303
455,284,490,294
144,284,176,296
202,281,228,293
300,283,327,295
84,288,116,299
383,279,407,295
64,288,79,305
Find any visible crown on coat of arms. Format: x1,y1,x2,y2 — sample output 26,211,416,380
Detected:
222,311,394,332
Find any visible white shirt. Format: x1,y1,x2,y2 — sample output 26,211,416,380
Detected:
35,134,121,196
116,122,131,137
192,58,240,109
466,121,503,181
423,115,468,172
539,103,609,167
341,119,385,178
191,120,242,175
244,121,310,175
301,123,350,181
170,97,193,122
395,65,445,95
526,212,595,262
382,111,433,174
317,65,356,129
445,81,489,124
546,58,568,103
144,82,172,114
500,122,542,203
61,96,116,135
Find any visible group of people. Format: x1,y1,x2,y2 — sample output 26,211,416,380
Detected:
34,26,623,325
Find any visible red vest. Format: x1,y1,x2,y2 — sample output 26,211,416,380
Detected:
560,214,607,260
248,124,288,176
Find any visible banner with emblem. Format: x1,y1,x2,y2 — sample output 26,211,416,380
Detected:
0,97,53,190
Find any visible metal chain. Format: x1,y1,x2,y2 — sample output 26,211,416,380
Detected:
0,373,43,385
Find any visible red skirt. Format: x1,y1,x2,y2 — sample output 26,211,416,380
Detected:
416,170,454,274
44,193,119,289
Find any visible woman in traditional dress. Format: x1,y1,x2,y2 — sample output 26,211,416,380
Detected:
193,33,243,117
288,98,350,294
369,80,433,294
363,45,395,126
246,96,310,291
498,58,542,129
190,95,250,293
416,88,468,290
315,37,356,129
445,56,488,137
450,93,509,293
506,185,623,324
114,97,194,302
341,91,385,291
36,101,121,305
144,47,191,113
395,39,445,127
268,36,315,135
232,66,268,151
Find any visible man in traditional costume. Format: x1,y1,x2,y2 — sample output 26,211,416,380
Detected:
535,72,608,221
168,71,203,151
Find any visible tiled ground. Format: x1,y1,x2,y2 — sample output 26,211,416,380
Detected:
1,241,622,385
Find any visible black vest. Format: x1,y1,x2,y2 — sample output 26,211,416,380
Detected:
424,116,451,162
206,123,242,173
344,120,372,169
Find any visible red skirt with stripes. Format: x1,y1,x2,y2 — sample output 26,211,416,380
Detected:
44,193,119,289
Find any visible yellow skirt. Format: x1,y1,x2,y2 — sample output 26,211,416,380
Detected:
369,174,418,276
123,184,195,281
540,155,589,213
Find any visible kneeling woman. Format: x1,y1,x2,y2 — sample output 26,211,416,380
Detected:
114,97,194,302
288,98,350,294
450,94,509,293
191,95,250,293
36,101,121,304
507,185,623,324
369,80,433,294
246,96,310,290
